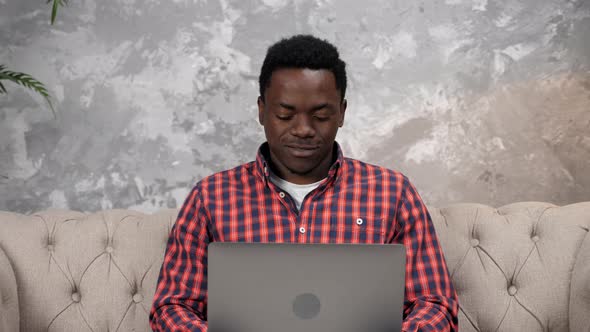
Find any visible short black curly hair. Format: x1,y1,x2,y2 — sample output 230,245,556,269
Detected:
259,35,347,102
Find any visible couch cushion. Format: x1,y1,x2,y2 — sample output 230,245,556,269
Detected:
430,202,590,332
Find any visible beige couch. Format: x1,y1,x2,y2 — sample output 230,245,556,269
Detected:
0,202,589,332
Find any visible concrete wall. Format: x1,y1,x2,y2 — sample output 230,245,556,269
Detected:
1,0,589,213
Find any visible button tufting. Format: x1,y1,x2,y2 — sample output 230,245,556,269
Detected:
531,235,540,242
132,293,143,303
47,244,54,252
508,285,517,296
470,239,479,247
71,292,81,303
105,246,114,254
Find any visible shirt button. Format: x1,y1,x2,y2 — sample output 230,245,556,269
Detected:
299,227,306,234
279,192,285,198
356,218,363,225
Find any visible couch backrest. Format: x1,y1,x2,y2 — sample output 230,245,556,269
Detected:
0,202,589,332
0,209,177,332
0,245,19,332
429,202,590,332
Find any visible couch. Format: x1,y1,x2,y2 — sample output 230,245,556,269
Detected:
0,202,589,331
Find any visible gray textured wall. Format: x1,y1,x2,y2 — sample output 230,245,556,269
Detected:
1,0,589,213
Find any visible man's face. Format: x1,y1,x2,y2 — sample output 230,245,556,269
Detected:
258,68,346,184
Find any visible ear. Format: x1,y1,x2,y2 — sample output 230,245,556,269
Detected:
338,99,347,127
257,96,265,126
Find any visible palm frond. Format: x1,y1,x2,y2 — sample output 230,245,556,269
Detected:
0,66,55,117
48,0,68,25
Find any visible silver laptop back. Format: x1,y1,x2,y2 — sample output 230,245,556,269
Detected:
208,243,406,332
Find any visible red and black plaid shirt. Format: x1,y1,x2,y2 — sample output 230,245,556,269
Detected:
150,143,458,331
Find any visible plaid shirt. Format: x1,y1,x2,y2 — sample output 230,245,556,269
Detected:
150,143,458,332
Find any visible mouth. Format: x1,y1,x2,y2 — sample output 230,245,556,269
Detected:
285,144,319,157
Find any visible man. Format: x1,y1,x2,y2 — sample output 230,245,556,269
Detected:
150,34,459,331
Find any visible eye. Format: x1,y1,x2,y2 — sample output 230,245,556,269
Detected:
313,111,331,121
276,114,293,121
314,114,330,121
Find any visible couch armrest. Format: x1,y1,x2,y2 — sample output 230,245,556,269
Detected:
0,245,19,332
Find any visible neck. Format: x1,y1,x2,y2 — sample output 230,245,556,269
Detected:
272,157,332,185
268,147,335,185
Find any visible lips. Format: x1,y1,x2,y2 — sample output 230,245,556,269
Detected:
285,144,319,158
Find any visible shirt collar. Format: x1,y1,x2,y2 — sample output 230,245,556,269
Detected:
255,142,344,185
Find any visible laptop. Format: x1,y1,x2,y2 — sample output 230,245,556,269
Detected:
207,242,406,332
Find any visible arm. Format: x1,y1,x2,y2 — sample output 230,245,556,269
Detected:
392,179,459,332
150,187,210,332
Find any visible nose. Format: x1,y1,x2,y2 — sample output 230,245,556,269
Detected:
290,114,315,138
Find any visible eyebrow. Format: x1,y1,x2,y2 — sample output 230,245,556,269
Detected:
311,103,329,111
279,102,296,110
278,102,331,111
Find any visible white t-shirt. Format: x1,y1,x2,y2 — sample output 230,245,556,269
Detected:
269,172,325,211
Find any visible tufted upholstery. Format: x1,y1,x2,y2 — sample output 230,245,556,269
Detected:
0,202,589,331
430,202,590,332
0,209,176,332
0,245,19,332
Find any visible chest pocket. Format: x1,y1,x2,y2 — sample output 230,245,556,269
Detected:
329,216,385,244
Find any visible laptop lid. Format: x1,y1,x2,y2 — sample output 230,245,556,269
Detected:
207,243,406,332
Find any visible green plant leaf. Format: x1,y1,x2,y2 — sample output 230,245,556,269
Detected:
51,0,59,25
0,67,6,93
0,66,56,117
48,0,68,25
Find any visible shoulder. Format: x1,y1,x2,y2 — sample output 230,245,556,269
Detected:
191,161,258,195
343,157,410,184
342,158,421,202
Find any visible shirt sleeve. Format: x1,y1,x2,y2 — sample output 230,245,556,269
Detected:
392,178,459,332
150,186,210,332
